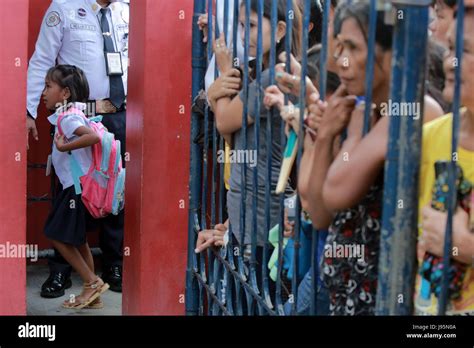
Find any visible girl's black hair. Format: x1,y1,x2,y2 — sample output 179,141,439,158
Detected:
441,0,456,8
333,2,393,51
309,0,324,47
244,0,303,61
46,65,90,103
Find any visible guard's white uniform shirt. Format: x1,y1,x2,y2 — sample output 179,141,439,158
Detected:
27,0,130,119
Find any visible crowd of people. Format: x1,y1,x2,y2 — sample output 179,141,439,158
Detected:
195,0,474,316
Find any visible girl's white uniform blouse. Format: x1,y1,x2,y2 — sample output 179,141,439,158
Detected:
48,103,93,190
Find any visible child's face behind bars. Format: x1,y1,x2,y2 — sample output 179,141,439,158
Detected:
238,7,286,58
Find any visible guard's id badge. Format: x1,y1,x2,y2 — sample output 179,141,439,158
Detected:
105,52,123,76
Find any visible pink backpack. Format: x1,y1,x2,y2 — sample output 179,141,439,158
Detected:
57,108,125,218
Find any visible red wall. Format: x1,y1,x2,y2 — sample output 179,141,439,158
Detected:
0,0,29,315
123,0,192,315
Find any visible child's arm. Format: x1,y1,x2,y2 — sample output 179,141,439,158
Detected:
195,219,229,253
55,126,100,152
263,85,286,111
297,132,316,213
215,95,252,136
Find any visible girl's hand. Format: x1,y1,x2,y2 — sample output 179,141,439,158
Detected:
264,85,305,133
275,52,319,99
197,13,215,44
54,133,68,152
195,223,228,253
280,104,303,134
263,85,285,110
213,33,233,74
275,52,301,96
208,68,241,111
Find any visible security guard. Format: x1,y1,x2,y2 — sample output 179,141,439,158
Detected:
26,0,129,297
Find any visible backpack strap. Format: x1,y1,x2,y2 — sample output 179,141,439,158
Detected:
56,113,66,136
69,151,84,195
101,132,114,173
56,108,89,136
89,115,103,123
114,140,121,174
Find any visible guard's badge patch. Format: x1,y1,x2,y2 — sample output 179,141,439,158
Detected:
78,8,87,18
46,11,61,27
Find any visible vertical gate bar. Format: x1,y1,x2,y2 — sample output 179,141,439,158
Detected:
201,0,213,316
262,0,279,312
230,1,244,316
233,0,240,64
220,0,232,316
318,0,330,101
221,0,229,224
210,0,220,315
240,0,251,313
310,224,319,316
375,2,405,315
211,0,220,226
202,0,212,230
275,0,294,315
438,0,464,315
250,0,264,314
186,0,207,316
376,2,429,315
230,223,244,315
291,0,311,315
362,0,377,136
241,0,250,250
310,0,331,317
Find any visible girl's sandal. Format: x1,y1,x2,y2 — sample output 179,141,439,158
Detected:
85,296,104,309
62,278,109,310
62,296,85,309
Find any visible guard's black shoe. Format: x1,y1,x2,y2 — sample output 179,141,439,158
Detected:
102,265,122,293
40,272,72,298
